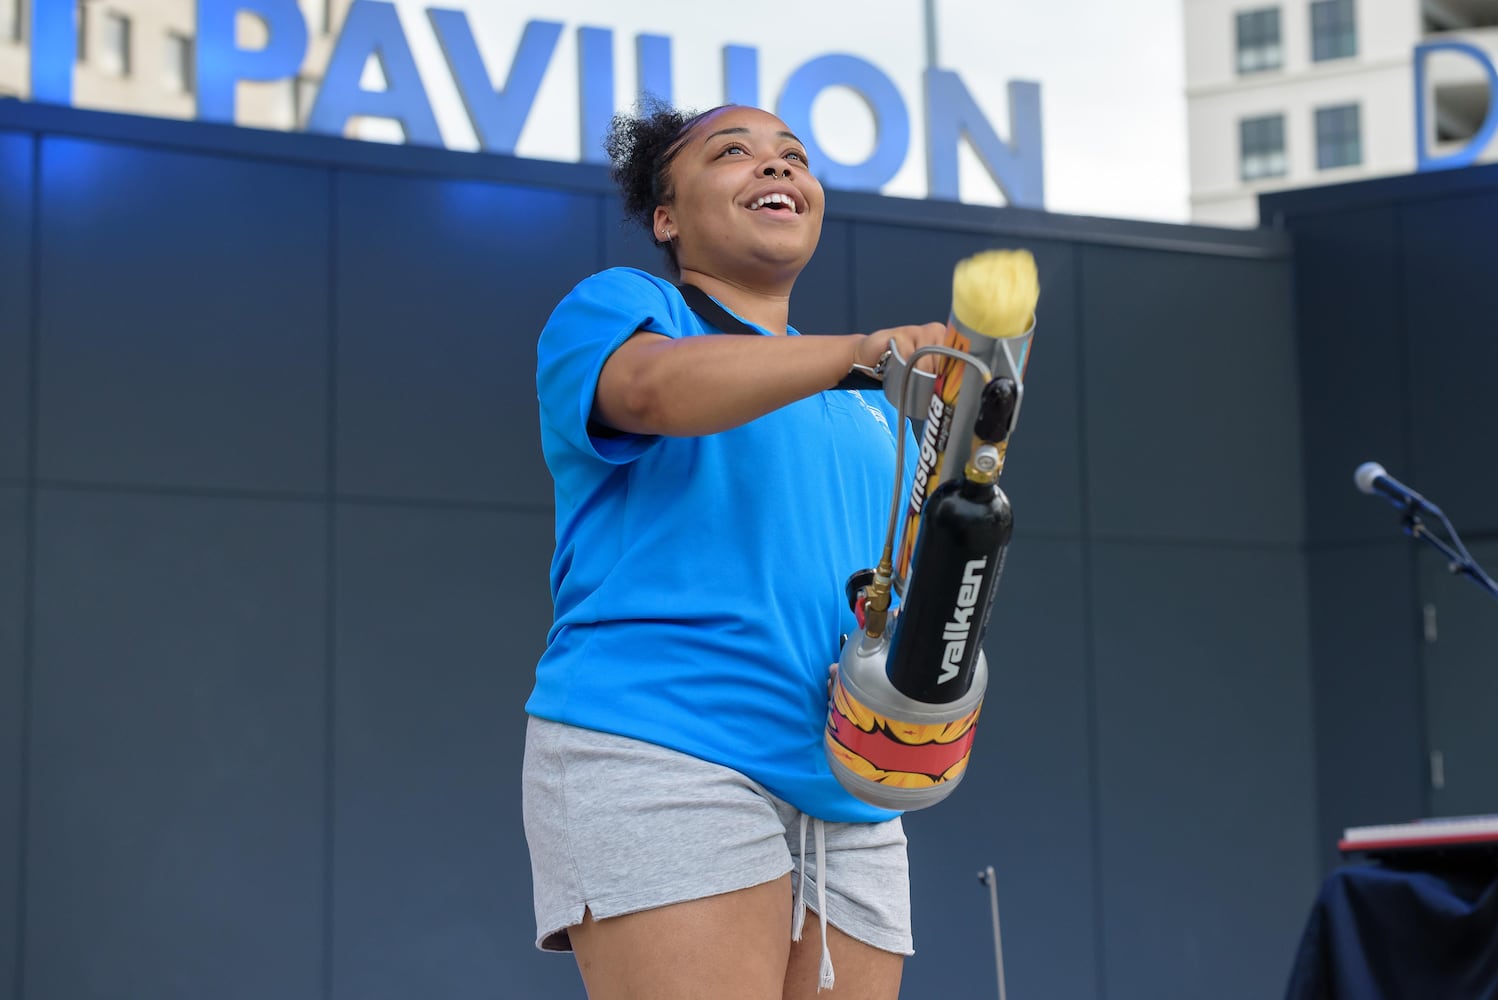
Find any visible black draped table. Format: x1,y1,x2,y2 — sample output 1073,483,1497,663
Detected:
1286,828,1498,999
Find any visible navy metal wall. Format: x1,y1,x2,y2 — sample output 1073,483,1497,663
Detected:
0,100,1314,1000
1264,167,1498,871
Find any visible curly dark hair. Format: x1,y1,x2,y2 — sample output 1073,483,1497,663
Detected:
605,100,731,275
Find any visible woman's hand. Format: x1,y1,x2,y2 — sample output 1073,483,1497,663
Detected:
851,322,951,376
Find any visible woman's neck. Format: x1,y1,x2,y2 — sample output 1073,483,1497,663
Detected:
678,269,792,336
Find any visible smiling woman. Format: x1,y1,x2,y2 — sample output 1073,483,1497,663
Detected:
607,104,822,290
521,102,950,1000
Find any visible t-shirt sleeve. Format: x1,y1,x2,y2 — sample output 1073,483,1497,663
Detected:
536,269,681,464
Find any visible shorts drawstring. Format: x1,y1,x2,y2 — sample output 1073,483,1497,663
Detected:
792,813,836,991
792,813,808,939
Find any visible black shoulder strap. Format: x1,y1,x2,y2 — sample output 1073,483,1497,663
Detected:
677,282,759,337
676,283,883,392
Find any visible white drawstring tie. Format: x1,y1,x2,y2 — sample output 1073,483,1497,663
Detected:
792,813,835,991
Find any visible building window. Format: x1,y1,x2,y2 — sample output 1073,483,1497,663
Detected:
1236,8,1282,74
1423,3,1498,33
316,0,333,34
273,74,318,129
100,11,132,77
1311,0,1357,62
295,76,317,124
164,31,193,94
1315,104,1362,169
1240,114,1287,181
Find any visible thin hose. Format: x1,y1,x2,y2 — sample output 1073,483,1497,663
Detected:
880,343,993,591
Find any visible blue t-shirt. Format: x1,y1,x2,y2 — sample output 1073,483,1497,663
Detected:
528,267,912,823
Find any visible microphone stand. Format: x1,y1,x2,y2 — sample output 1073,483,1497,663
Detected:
978,865,1008,1000
1398,505,1498,603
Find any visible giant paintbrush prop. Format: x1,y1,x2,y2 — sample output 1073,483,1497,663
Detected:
827,249,1039,810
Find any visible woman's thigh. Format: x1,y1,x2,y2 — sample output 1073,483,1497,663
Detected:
784,920,903,1000
522,717,911,998
570,874,795,1000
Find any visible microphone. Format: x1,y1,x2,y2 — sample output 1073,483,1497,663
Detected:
1354,462,1444,517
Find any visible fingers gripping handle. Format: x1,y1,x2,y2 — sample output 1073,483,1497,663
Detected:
880,342,938,417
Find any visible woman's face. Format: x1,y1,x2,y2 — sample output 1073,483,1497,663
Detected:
655,106,825,284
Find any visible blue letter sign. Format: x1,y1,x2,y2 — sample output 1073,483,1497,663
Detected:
1414,41,1498,172
22,0,1046,208
197,0,309,125
307,0,441,144
926,73,1044,207
776,54,911,193
428,12,561,155
30,0,75,105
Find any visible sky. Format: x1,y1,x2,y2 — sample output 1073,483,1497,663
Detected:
366,0,1193,223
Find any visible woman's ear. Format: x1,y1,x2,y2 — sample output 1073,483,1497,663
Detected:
652,205,675,244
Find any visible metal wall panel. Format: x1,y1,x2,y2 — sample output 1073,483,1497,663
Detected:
1082,247,1301,545
1305,543,1426,873
36,139,329,493
26,491,326,1000
1091,542,1316,1000
1419,540,1498,819
1288,207,1408,546
335,174,595,506
329,502,568,999
1401,192,1498,537
903,538,1098,1000
0,487,24,1000
0,99,1331,1000
0,131,32,483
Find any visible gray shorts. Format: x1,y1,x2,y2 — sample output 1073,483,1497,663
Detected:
521,716,913,956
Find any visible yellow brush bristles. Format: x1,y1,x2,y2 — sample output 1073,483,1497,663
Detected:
951,249,1039,340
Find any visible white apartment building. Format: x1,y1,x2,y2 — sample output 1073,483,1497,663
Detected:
0,0,349,132
1185,0,1498,226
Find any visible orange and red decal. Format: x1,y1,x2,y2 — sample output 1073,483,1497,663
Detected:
826,674,980,789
